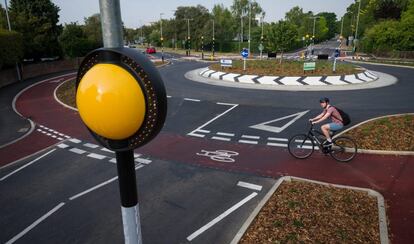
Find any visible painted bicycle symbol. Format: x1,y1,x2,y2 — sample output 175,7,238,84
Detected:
196,149,239,163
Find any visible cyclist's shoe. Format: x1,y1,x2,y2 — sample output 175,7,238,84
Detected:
322,140,333,149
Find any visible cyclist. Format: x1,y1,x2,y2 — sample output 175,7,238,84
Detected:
309,97,343,147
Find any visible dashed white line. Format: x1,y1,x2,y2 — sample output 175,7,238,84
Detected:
216,102,238,106
186,192,258,241
69,176,118,201
69,148,86,154
212,136,232,142
216,132,235,137
135,158,152,164
57,137,64,141
134,153,142,158
57,143,69,149
87,153,106,160
197,129,210,134
238,140,258,145
184,98,201,102
101,147,114,153
109,158,116,163
167,95,172,98
241,135,260,140
84,143,99,149
5,202,66,244
69,138,81,143
267,137,288,142
237,181,263,191
0,149,56,181
188,133,205,138
267,142,288,148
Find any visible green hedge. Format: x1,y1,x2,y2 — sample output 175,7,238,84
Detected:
0,29,23,69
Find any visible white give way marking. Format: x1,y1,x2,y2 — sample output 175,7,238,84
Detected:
249,110,309,133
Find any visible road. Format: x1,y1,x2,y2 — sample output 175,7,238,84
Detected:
1,43,414,243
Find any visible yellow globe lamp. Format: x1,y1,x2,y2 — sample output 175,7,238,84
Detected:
76,63,146,140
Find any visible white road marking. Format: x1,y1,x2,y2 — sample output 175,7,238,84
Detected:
216,102,238,106
57,143,69,149
216,132,235,137
69,148,86,154
134,153,141,158
237,181,263,191
0,149,56,181
69,176,118,201
189,133,205,138
69,138,81,143
241,135,260,140
64,135,70,139
250,110,309,133
186,192,258,241
197,129,210,133
101,148,114,153
188,103,238,136
36,129,41,132
87,153,106,160
5,202,66,244
238,140,258,145
212,136,232,141
135,158,152,164
46,133,52,136
51,135,57,138
57,137,64,141
268,137,288,142
184,98,201,102
84,143,99,149
267,142,288,147
109,158,116,163
167,95,172,98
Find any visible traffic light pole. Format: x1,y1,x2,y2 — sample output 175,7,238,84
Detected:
99,0,142,243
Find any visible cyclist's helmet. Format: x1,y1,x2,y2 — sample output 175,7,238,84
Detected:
319,97,330,103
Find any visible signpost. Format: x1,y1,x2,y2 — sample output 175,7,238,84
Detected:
220,59,233,68
241,48,249,71
76,1,167,243
303,62,316,73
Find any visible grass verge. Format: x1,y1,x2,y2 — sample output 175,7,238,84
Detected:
240,180,382,243
209,60,359,76
343,114,414,151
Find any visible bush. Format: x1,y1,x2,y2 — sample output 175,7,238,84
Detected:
0,29,23,69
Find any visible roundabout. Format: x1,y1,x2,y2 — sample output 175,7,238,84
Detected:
0,53,413,243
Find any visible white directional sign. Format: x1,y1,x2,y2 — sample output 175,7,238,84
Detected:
249,110,309,133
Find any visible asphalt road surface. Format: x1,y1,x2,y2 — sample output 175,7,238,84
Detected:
1,44,414,243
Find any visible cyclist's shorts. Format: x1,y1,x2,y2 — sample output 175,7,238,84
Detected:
329,123,343,131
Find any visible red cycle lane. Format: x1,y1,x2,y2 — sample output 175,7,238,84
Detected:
4,74,414,243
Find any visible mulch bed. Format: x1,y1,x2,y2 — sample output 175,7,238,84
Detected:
344,115,414,151
56,79,76,108
210,60,359,76
240,180,381,244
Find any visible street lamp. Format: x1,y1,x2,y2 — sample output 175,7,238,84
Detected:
3,0,22,81
248,1,251,55
354,0,362,52
256,15,264,59
185,18,192,56
310,16,320,44
201,35,204,60
212,18,215,58
160,13,164,62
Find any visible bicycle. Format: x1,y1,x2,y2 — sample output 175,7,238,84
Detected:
288,122,358,162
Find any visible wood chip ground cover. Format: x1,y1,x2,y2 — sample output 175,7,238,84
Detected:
240,180,381,244
209,60,358,76
344,115,414,151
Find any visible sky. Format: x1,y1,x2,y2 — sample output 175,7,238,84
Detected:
47,0,355,28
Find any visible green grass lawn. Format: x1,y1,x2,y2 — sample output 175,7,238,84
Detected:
210,60,360,76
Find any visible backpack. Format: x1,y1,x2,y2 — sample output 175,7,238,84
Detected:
333,107,351,126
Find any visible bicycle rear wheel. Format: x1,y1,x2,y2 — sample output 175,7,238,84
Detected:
288,134,314,159
330,136,357,162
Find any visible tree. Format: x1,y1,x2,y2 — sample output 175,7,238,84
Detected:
231,0,264,42
206,4,237,52
0,29,23,69
266,20,298,63
318,12,337,39
58,22,95,58
9,0,62,60
0,4,7,29
83,14,102,47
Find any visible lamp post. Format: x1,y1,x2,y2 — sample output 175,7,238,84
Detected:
201,36,204,60
185,18,192,56
354,0,362,51
160,13,164,62
3,0,22,81
310,16,320,44
212,18,215,58
248,1,251,55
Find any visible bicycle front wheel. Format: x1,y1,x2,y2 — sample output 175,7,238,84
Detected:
330,136,358,162
288,134,314,159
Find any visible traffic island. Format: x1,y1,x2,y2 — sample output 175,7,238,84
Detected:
232,176,389,244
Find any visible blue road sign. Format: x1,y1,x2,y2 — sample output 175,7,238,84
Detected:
241,48,249,58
